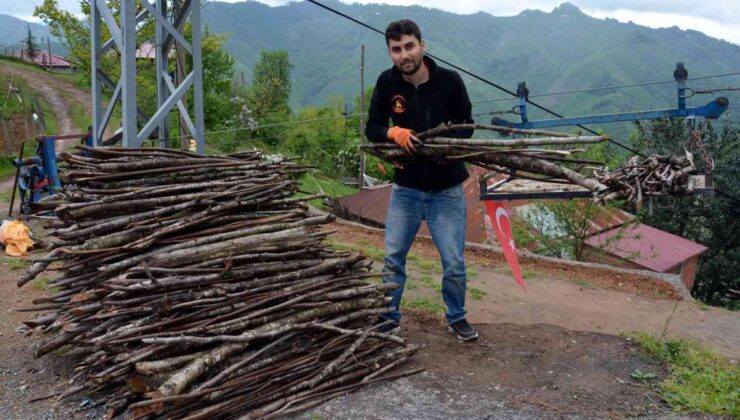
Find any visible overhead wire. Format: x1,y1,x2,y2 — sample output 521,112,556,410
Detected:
136,112,365,146
304,0,739,202
307,0,665,154
472,73,740,104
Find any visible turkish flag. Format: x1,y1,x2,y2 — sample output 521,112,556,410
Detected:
484,201,528,293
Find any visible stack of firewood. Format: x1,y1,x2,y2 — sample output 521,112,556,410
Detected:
593,153,697,206
19,146,421,419
361,124,699,205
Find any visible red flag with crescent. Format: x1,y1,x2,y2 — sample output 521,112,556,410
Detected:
484,201,528,293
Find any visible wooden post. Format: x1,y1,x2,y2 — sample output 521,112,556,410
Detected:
47,36,52,71
358,44,366,189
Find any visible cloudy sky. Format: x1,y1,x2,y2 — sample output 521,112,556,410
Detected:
2,0,738,45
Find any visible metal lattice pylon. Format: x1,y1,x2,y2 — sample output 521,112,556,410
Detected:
90,0,204,153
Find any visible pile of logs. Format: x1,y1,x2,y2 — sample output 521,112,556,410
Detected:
18,146,421,419
593,153,697,207
362,124,698,205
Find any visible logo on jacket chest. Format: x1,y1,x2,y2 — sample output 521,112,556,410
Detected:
391,95,406,114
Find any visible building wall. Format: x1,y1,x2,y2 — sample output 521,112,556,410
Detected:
581,245,646,270
680,255,700,290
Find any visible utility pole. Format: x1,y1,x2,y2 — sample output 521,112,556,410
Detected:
174,0,188,150
343,100,349,143
358,44,366,189
47,36,52,71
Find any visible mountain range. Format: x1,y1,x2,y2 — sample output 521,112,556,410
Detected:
201,1,739,117
2,2,739,136
0,14,66,56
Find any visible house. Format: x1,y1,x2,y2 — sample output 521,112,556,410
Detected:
136,42,157,60
583,224,707,291
337,165,630,245
12,50,76,73
336,165,496,243
336,165,707,294
135,42,175,60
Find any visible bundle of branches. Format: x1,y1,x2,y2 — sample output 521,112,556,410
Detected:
593,152,697,207
17,146,421,419
361,124,698,205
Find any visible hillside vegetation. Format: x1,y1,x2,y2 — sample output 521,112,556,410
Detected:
203,1,740,112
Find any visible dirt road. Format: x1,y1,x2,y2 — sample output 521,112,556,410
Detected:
0,61,92,194
330,223,740,360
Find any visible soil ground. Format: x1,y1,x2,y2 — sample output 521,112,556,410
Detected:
0,217,736,419
0,64,736,417
329,223,740,361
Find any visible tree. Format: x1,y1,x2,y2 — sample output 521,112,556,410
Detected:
24,25,38,61
633,119,739,308
201,30,236,129
246,50,292,145
34,0,239,137
516,199,633,260
35,1,95,83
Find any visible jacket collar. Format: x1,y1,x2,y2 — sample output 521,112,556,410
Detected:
390,56,438,83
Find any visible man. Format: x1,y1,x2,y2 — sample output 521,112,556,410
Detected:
365,19,478,341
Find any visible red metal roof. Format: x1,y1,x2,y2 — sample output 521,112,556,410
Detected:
510,200,634,237
336,183,392,227
12,50,72,68
585,224,707,272
135,42,175,59
136,42,157,59
338,169,705,269
338,165,635,245
337,165,507,243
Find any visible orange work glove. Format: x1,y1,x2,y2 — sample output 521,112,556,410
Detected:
387,126,419,155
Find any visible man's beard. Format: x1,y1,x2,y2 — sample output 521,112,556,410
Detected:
399,58,423,75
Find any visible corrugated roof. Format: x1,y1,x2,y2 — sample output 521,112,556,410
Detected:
12,50,72,67
336,183,392,227
337,165,504,244
135,42,176,59
136,42,157,59
511,199,634,237
585,224,708,272
337,166,631,244
587,204,634,235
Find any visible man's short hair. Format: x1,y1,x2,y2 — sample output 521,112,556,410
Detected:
385,19,422,45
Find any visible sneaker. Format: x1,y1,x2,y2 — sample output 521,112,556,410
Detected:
373,318,401,335
448,319,479,341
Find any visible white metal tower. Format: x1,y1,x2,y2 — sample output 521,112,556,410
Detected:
90,0,205,153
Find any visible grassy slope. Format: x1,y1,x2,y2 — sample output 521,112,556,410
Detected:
631,331,739,417
0,58,90,181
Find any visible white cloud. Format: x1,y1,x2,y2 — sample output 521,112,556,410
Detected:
583,8,740,45
571,0,739,25
3,1,738,45
0,0,83,19
223,0,740,45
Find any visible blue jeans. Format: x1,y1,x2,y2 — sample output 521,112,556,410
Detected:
381,183,467,324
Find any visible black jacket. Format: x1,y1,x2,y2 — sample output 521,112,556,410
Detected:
365,57,474,191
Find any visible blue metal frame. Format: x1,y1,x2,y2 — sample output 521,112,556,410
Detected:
13,131,93,213
483,63,724,201
494,63,729,130
509,97,728,130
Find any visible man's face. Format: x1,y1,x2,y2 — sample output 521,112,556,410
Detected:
387,34,425,76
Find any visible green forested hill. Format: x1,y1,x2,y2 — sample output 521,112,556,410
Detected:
203,1,740,133
2,2,739,137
